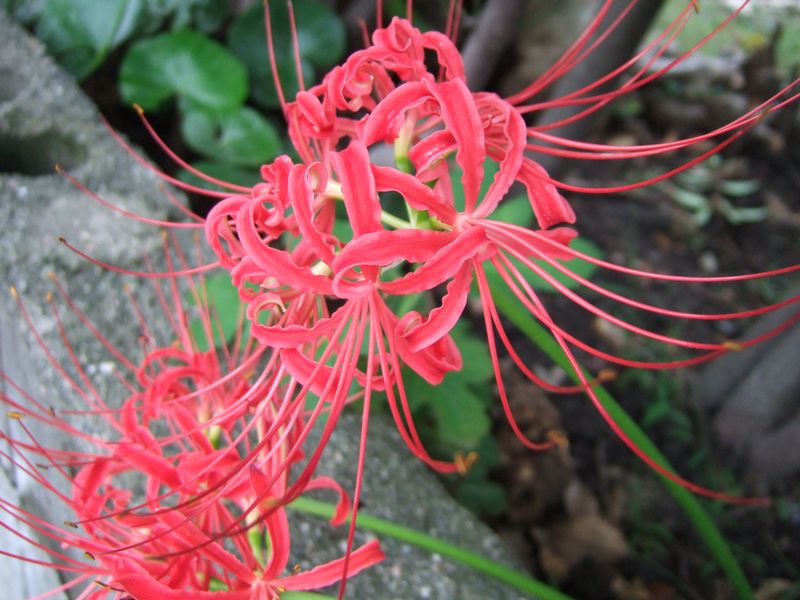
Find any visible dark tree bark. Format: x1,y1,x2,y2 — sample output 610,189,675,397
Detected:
530,0,666,179
462,0,527,91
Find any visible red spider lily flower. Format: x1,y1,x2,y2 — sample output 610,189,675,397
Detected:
1,268,383,599
55,0,799,581
201,4,800,502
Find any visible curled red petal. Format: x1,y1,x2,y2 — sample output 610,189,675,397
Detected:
408,129,456,183
402,263,473,351
395,323,463,384
156,511,255,583
289,163,335,264
471,94,527,219
362,81,431,146
331,229,457,298
518,158,576,228
421,30,465,80
305,475,352,526
236,201,333,295
250,304,347,349
113,558,248,600
204,195,248,268
380,226,488,295
334,141,382,236
425,78,486,213
372,163,457,224
276,539,385,591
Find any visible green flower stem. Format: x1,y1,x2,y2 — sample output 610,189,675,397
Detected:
490,286,754,600
289,496,575,600
380,210,413,230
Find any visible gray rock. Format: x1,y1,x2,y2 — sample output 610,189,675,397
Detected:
0,9,534,600
293,414,530,600
692,284,800,483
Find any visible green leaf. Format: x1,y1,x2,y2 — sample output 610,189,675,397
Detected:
181,106,281,166
718,200,770,225
227,1,344,109
3,0,46,24
670,187,710,211
450,324,493,385
142,0,228,34
35,0,144,80
449,157,500,213
719,179,760,198
289,0,347,69
177,160,261,193
491,194,533,226
455,480,507,517
641,397,671,429
186,273,244,352
405,370,491,451
120,30,248,111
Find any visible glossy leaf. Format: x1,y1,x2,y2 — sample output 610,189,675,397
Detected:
2,0,45,24
35,0,144,80
143,0,228,33
120,30,248,111
181,106,281,166
227,1,344,109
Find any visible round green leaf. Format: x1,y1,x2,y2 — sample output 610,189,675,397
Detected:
227,1,342,109
141,0,228,34
35,0,144,80
290,0,346,69
120,30,248,111
181,106,281,166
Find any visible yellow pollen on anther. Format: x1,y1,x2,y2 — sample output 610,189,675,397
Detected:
597,368,618,383
454,451,479,475
547,430,569,448
292,564,302,574
261,497,281,510
64,520,79,529
723,341,743,351
133,103,144,115
84,551,96,561
9,287,18,299
7,411,24,420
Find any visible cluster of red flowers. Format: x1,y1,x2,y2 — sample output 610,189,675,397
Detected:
3,2,799,598
3,265,382,599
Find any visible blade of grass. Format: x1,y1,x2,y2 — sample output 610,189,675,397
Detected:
289,496,575,600
491,284,754,600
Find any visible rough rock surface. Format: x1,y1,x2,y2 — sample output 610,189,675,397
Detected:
0,10,529,599
692,284,800,484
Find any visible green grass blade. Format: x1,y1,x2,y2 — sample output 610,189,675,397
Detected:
289,496,575,600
